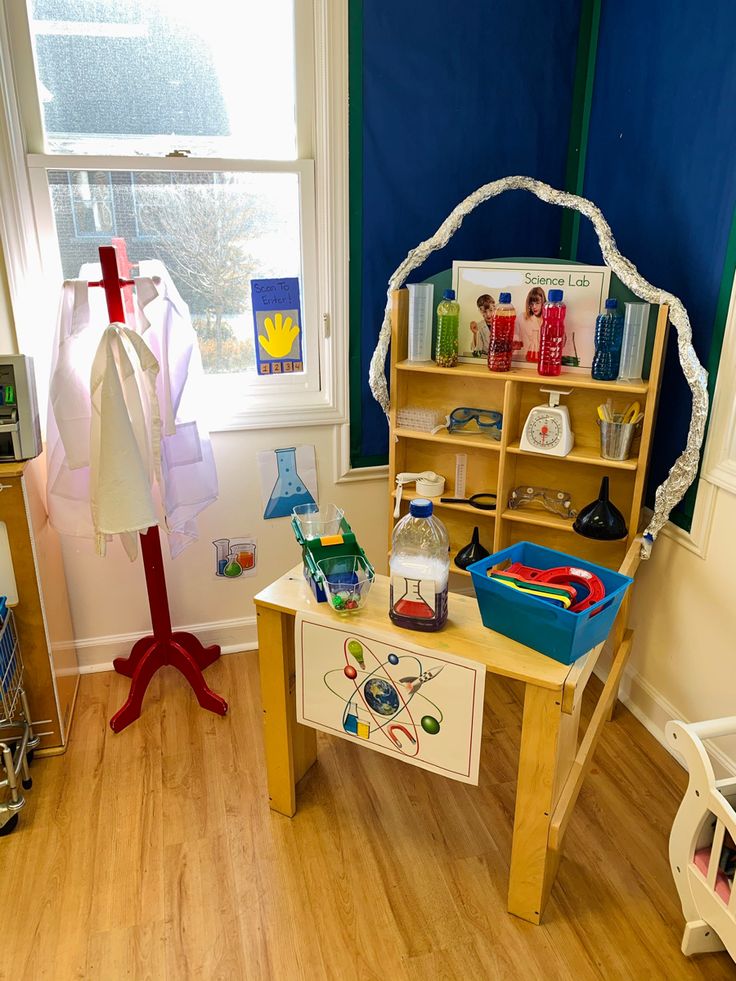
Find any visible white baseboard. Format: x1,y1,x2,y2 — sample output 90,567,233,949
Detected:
595,661,736,778
75,615,258,674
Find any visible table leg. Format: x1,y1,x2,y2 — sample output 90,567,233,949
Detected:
507,683,564,924
256,605,317,816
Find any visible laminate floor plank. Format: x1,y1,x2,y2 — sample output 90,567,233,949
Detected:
1,651,732,979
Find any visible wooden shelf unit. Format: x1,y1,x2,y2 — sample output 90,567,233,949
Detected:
388,288,669,575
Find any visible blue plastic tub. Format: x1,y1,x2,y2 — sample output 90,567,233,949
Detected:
467,541,633,664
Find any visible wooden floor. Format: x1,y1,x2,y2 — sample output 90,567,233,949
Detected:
2,653,734,981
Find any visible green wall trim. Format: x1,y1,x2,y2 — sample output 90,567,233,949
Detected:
348,0,372,468
559,0,601,260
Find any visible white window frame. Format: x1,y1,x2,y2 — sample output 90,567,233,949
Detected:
0,0,349,433
703,270,736,495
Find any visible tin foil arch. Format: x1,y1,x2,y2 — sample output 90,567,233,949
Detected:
368,175,709,558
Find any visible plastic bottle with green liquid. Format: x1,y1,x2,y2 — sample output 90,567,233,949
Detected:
435,289,459,367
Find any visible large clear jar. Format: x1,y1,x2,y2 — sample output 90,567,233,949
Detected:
389,499,450,631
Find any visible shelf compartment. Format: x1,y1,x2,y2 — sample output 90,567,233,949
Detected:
395,427,501,452
500,509,577,534
500,518,628,570
506,440,638,471
393,488,498,518
396,359,649,394
450,562,472,578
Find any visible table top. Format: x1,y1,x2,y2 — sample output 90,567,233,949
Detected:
0,460,28,477
255,565,576,691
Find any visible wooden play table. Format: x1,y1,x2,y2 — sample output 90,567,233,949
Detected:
254,552,637,924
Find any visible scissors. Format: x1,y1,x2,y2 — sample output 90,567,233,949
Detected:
440,492,497,510
622,401,641,424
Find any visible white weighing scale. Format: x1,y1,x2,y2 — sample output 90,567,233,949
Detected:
519,388,574,457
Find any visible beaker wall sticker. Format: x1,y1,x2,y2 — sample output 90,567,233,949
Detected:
258,445,318,520
213,537,257,579
251,277,304,376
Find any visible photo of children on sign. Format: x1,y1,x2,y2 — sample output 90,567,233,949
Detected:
251,277,304,375
453,261,611,369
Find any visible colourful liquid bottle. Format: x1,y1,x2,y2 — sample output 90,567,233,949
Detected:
435,289,459,368
488,292,516,372
538,289,566,377
591,297,624,381
389,499,449,632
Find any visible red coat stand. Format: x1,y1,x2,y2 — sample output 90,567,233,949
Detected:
90,245,228,731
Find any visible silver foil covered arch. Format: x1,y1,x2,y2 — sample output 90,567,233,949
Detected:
368,176,708,558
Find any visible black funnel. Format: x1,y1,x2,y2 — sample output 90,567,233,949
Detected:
454,526,490,569
573,477,628,540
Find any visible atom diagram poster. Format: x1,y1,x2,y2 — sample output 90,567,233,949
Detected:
295,614,486,785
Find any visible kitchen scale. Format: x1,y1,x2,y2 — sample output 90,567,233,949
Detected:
519,388,574,457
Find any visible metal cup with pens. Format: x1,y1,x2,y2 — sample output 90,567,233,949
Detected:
597,401,643,461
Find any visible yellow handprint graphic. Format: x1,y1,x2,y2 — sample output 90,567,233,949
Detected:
258,312,300,359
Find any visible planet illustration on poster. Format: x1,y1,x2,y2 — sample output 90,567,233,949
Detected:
322,638,446,758
363,678,400,716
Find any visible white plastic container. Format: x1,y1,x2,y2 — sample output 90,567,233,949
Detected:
406,283,434,362
618,302,651,380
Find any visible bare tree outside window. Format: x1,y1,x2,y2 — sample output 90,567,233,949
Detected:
138,179,262,372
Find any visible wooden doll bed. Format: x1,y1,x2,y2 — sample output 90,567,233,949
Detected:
666,717,736,960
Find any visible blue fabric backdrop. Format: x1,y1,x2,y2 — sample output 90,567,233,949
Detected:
352,0,736,529
576,0,736,516
353,0,583,462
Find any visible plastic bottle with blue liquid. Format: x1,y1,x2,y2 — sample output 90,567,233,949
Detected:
591,298,624,381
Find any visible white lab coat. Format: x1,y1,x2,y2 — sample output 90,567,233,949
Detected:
47,263,218,559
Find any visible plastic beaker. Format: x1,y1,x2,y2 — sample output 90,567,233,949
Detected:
317,555,374,613
618,302,650,380
292,503,344,539
599,420,638,461
406,283,434,362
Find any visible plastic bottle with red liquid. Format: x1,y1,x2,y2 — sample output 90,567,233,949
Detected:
389,499,449,632
538,288,566,377
488,292,516,372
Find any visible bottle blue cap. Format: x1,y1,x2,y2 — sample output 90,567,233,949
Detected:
548,289,563,302
605,297,618,308
410,498,433,517
442,289,456,300
499,292,511,303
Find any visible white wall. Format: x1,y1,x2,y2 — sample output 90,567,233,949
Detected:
0,240,18,352
66,424,389,668
602,482,736,772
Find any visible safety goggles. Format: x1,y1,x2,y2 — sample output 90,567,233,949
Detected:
446,407,503,439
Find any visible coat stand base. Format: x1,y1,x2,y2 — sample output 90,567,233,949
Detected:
109,526,228,733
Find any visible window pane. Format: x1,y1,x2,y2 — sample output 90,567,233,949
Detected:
48,170,303,375
30,1,297,158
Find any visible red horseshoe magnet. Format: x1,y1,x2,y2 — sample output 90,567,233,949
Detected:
507,563,605,613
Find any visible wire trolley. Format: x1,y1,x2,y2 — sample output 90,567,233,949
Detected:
0,602,39,836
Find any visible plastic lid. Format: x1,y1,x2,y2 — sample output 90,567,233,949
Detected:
499,292,511,303
410,498,433,517
548,289,564,302
442,289,456,300
604,297,618,308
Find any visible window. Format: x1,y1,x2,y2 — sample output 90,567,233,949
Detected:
0,0,348,430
